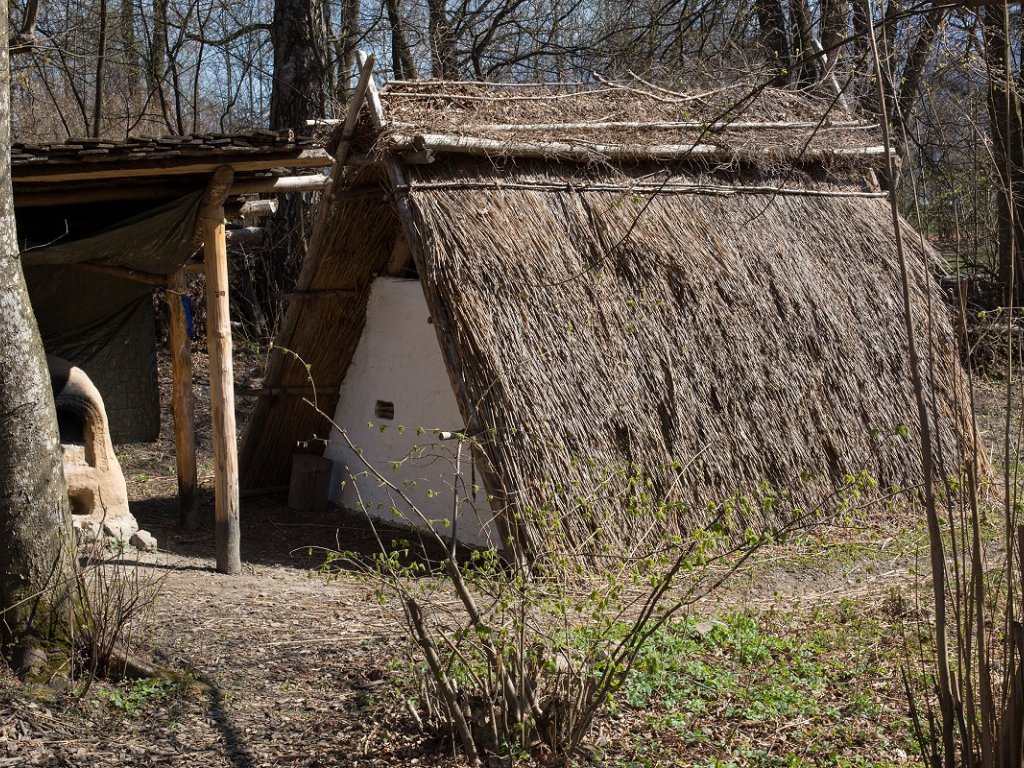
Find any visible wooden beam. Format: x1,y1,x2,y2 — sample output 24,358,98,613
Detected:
228,174,330,196
166,270,198,530
13,149,331,184
226,227,265,246
202,165,241,575
237,199,278,221
386,235,412,275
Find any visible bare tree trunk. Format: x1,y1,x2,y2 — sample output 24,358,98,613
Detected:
0,0,72,670
336,0,362,98
270,0,327,131
893,8,944,143
91,0,108,138
428,0,457,79
819,0,847,72
983,5,1024,305
384,0,418,80
754,0,790,84
263,0,330,337
790,0,818,87
147,0,174,132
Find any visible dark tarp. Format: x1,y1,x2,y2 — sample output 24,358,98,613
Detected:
22,191,203,442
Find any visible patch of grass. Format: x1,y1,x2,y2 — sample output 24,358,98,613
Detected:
95,677,178,717
613,602,916,767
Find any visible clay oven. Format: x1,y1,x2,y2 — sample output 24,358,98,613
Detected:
48,355,140,543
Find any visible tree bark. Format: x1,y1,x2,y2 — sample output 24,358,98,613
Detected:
335,0,362,100
427,0,457,79
0,0,72,668
754,0,791,84
982,5,1024,304
384,0,418,80
269,0,327,131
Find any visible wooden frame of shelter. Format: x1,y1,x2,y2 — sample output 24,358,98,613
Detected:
239,54,974,561
14,130,332,574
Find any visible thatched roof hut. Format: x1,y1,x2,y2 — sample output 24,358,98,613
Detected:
241,74,970,559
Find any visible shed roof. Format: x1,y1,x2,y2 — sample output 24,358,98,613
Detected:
12,129,331,207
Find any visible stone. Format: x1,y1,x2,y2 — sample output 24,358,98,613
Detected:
130,530,158,552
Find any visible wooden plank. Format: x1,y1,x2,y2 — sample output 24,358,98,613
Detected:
202,166,241,575
386,235,412,275
166,270,198,530
12,149,331,184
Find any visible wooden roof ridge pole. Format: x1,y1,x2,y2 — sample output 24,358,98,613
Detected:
166,269,198,531
238,52,376,485
201,165,241,574
392,133,891,164
357,49,518,557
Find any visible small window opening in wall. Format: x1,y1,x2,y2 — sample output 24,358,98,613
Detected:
375,400,395,420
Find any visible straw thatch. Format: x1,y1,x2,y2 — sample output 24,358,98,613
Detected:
242,79,972,560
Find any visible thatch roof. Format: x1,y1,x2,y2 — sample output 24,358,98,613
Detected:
12,129,331,208
372,80,884,170
241,78,971,560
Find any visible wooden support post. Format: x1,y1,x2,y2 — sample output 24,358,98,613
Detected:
202,166,241,575
166,270,198,530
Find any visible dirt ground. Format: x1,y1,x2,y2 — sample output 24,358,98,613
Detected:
0,347,993,767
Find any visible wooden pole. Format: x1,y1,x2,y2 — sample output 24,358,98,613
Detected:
201,165,240,575
165,269,198,530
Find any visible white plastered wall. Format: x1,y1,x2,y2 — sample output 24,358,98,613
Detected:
325,277,499,548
